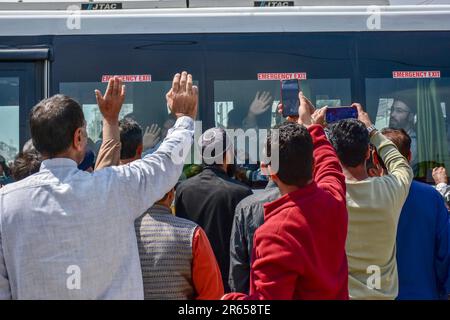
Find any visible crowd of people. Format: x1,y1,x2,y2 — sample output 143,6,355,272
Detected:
0,72,449,300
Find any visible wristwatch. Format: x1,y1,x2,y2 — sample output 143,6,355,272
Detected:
367,125,378,137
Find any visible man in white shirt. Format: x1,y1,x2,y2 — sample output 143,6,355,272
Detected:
0,72,198,299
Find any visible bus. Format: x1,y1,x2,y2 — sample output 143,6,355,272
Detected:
1,0,450,182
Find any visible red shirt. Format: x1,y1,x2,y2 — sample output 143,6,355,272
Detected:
223,125,349,300
192,227,224,299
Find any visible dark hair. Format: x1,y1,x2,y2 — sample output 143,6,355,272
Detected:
0,155,11,177
330,119,370,168
227,109,242,129
119,117,143,160
30,95,85,157
392,97,416,115
267,122,313,187
11,150,42,181
381,127,411,159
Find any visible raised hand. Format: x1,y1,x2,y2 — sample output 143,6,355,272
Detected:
249,91,273,116
143,124,162,150
95,76,126,124
311,107,327,127
353,103,373,128
166,71,198,119
432,167,448,185
297,91,316,128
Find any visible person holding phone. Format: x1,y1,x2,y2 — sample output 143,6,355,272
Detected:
223,91,349,300
329,105,413,300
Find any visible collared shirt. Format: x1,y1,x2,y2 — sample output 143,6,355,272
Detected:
0,116,194,300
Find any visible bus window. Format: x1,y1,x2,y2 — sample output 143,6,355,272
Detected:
60,80,198,155
214,78,351,129
0,77,20,162
214,78,351,185
366,77,450,180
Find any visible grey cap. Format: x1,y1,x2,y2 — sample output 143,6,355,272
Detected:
198,127,233,165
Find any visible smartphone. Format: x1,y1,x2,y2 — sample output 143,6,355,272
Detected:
281,80,300,117
325,106,358,124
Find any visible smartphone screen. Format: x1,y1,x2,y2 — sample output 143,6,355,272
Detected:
281,80,300,117
325,106,357,124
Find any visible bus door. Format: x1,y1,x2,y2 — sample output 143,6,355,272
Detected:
0,49,48,162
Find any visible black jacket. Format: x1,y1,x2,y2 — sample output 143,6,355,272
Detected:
175,166,253,292
228,181,280,294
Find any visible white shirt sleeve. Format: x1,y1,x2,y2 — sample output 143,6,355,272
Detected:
95,116,194,220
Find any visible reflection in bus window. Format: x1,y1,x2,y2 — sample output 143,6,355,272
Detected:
0,77,20,163
60,81,190,156
366,78,450,179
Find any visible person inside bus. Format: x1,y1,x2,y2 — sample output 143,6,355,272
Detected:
329,105,413,300
11,149,42,182
432,166,450,209
378,128,450,300
0,72,197,299
0,155,13,186
223,92,348,300
141,115,177,156
225,92,274,187
389,98,417,172
175,127,253,293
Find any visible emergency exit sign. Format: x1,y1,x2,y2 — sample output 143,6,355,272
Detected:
393,71,441,79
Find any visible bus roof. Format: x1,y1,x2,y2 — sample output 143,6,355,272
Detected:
1,4,450,35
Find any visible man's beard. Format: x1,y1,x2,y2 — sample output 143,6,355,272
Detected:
389,117,400,128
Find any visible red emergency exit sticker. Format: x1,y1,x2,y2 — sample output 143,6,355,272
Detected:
392,71,440,79
102,74,152,82
257,73,307,80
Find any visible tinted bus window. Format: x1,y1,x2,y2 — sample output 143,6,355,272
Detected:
214,78,351,129
214,78,351,185
60,80,198,155
0,77,20,162
366,77,450,179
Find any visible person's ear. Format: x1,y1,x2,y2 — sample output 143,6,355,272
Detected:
365,146,371,161
136,143,143,159
73,127,84,152
266,164,280,183
372,150,380,166
407,150,412,163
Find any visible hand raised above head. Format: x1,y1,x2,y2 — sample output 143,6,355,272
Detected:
432,166,448,185
311,106,327,128
143,124,162,150
166,71,198,120
95,76,126,124
353,103,373,128
297,91,316,128
249,91,273,116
